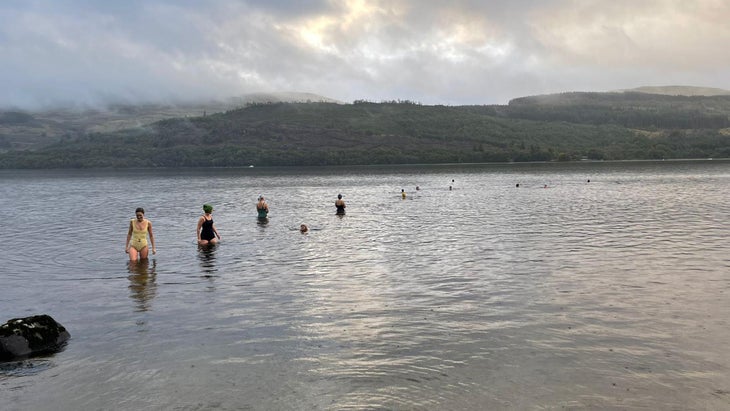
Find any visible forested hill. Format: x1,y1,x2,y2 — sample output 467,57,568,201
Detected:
1,92,730,168
505,92,730,129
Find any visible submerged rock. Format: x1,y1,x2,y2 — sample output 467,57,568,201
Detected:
0,315,70,361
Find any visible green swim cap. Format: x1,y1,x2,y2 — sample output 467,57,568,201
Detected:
203,204,213,213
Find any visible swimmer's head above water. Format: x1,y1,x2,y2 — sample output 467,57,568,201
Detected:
135,207,145,220
203,204,213,213
300,224,308,233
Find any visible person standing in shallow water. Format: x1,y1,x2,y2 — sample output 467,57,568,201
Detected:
126,207,156,261
197,204,221,246
335,194,346,215
256,195,269,219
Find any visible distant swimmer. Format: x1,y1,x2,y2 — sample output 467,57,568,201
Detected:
516,183,520,188
197,204,221,246
416,186,420,191
126,207,156,261
256,195,269,219
401,189,406,199
335,194,346,215
300,224,309,233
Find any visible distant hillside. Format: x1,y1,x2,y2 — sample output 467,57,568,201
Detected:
506,92,730,129
227,92,341,105
0,92,338,151
2,100,729,169
616,86,730,96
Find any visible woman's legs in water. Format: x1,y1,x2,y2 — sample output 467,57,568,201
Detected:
128,247,139,261
129,246,149,261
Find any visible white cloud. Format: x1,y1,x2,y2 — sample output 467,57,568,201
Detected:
0,0,728,109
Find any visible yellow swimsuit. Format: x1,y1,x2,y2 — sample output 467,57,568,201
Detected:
130,220,149,251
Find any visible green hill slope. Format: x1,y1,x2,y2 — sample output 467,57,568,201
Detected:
505,92,730,129
2,99,729,169
3,87,730,169
0,92,338,152
617,86,730,96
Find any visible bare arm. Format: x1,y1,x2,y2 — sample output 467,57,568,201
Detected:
147,220,156,254
196,217,204,241
125,221,133,253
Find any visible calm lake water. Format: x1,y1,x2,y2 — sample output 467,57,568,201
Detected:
1,161,729,410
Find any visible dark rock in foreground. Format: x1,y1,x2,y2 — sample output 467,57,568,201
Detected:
0,315,70,361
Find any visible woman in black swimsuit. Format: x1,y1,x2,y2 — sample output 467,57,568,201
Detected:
197,204,221,246
335,194,346,215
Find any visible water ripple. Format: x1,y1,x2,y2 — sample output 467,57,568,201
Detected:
1,162,729,410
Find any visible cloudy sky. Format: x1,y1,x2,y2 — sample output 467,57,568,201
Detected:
1,0,729,109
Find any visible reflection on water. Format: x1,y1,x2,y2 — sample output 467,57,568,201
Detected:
1,161,729,410
127,259,157,312
197,244,218,279
0,359,54,377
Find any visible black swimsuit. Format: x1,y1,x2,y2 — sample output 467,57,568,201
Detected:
201,217,215,241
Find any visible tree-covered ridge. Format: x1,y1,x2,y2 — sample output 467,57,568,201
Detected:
619,86,730,96
506,92,730,129
1,93,729,168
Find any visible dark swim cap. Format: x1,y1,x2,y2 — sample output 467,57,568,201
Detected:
337,194,342,199
203,204,213,213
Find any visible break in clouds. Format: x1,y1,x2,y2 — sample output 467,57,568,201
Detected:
1,0,729,109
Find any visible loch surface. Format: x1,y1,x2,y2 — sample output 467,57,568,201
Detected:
1,161,729,410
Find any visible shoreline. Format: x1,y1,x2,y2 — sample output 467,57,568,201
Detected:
0,157,727,173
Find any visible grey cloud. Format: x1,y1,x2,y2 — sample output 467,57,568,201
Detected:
1,0,728,109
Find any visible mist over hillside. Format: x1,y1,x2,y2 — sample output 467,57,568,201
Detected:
0,92,339,151
615,86,730,96
1,87,729,168
506,90,730,129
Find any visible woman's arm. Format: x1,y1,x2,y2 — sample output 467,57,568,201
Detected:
196,217,203,241
147,220,156,254
125,221,133,253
